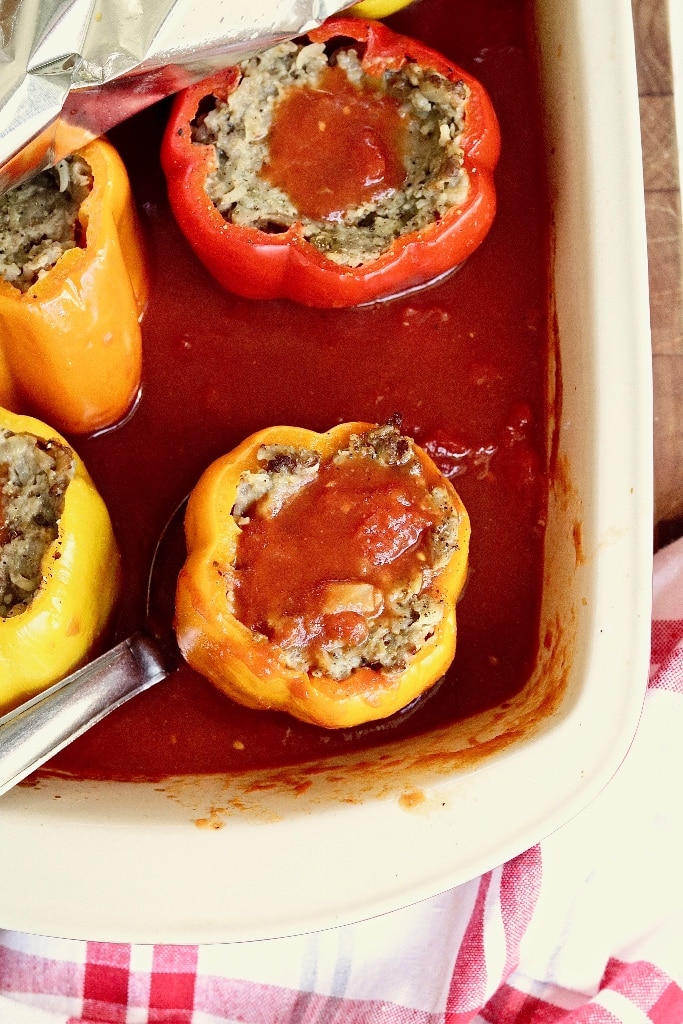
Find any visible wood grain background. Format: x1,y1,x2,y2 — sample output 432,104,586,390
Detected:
632,0,683,546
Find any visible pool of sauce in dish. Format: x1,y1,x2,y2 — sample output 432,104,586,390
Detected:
45,0,550,780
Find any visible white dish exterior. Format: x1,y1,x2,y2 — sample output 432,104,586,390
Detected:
0,0,652,942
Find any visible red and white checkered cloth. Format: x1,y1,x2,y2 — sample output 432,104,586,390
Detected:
2,538,683,1024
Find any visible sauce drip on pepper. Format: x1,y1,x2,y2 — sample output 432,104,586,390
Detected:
234,456,440,653
262,64,408,221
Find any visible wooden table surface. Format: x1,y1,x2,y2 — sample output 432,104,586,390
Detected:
632,0,683,546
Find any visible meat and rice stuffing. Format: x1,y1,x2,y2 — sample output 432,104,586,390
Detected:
0,156,92,292
0,429,74,617
231,422,463,682
191,39,471,267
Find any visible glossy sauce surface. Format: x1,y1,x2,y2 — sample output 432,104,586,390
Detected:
44,0,549,781
263,65,407,220
234,448,443,652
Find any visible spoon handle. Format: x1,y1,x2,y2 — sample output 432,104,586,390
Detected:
0,633,172,796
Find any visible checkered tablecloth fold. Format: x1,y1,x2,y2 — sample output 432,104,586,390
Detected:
2,538,683,1023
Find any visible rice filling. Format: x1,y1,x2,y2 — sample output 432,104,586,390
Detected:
0,429,74,617
192,41,471,267
0,156,93,292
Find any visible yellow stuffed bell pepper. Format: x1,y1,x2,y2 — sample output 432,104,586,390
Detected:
0,137,149,436
175,420,470,729
349,0,414,17
0,408,121,713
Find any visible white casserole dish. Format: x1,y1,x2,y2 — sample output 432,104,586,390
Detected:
0,0,652,942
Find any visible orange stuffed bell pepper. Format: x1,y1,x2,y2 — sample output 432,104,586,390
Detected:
0,407,121,713
174,419,470,729
0,138,149,435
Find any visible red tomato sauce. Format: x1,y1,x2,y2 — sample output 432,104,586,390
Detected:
42,0,550,781
234,446,444,653
263,65,408,221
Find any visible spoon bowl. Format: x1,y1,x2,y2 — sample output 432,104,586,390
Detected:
0,497,188,796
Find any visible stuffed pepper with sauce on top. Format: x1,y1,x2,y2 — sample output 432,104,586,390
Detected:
0,408,121,714
161,16,500,308
174,419,470,729
0,137,149,436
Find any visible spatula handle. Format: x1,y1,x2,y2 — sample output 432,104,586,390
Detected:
0,633,172,796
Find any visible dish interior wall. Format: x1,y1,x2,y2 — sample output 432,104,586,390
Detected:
10,0,593,825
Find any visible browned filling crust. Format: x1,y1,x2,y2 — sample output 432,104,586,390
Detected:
0,156,93,292
232,422,463,680
191,41,470,267
0,429,74,617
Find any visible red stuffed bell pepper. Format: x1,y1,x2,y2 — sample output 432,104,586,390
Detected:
161,17,500,308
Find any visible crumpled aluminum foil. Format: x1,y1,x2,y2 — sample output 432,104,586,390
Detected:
0,0,356,194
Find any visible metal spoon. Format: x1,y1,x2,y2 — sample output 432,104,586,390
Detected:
0,498,187,796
